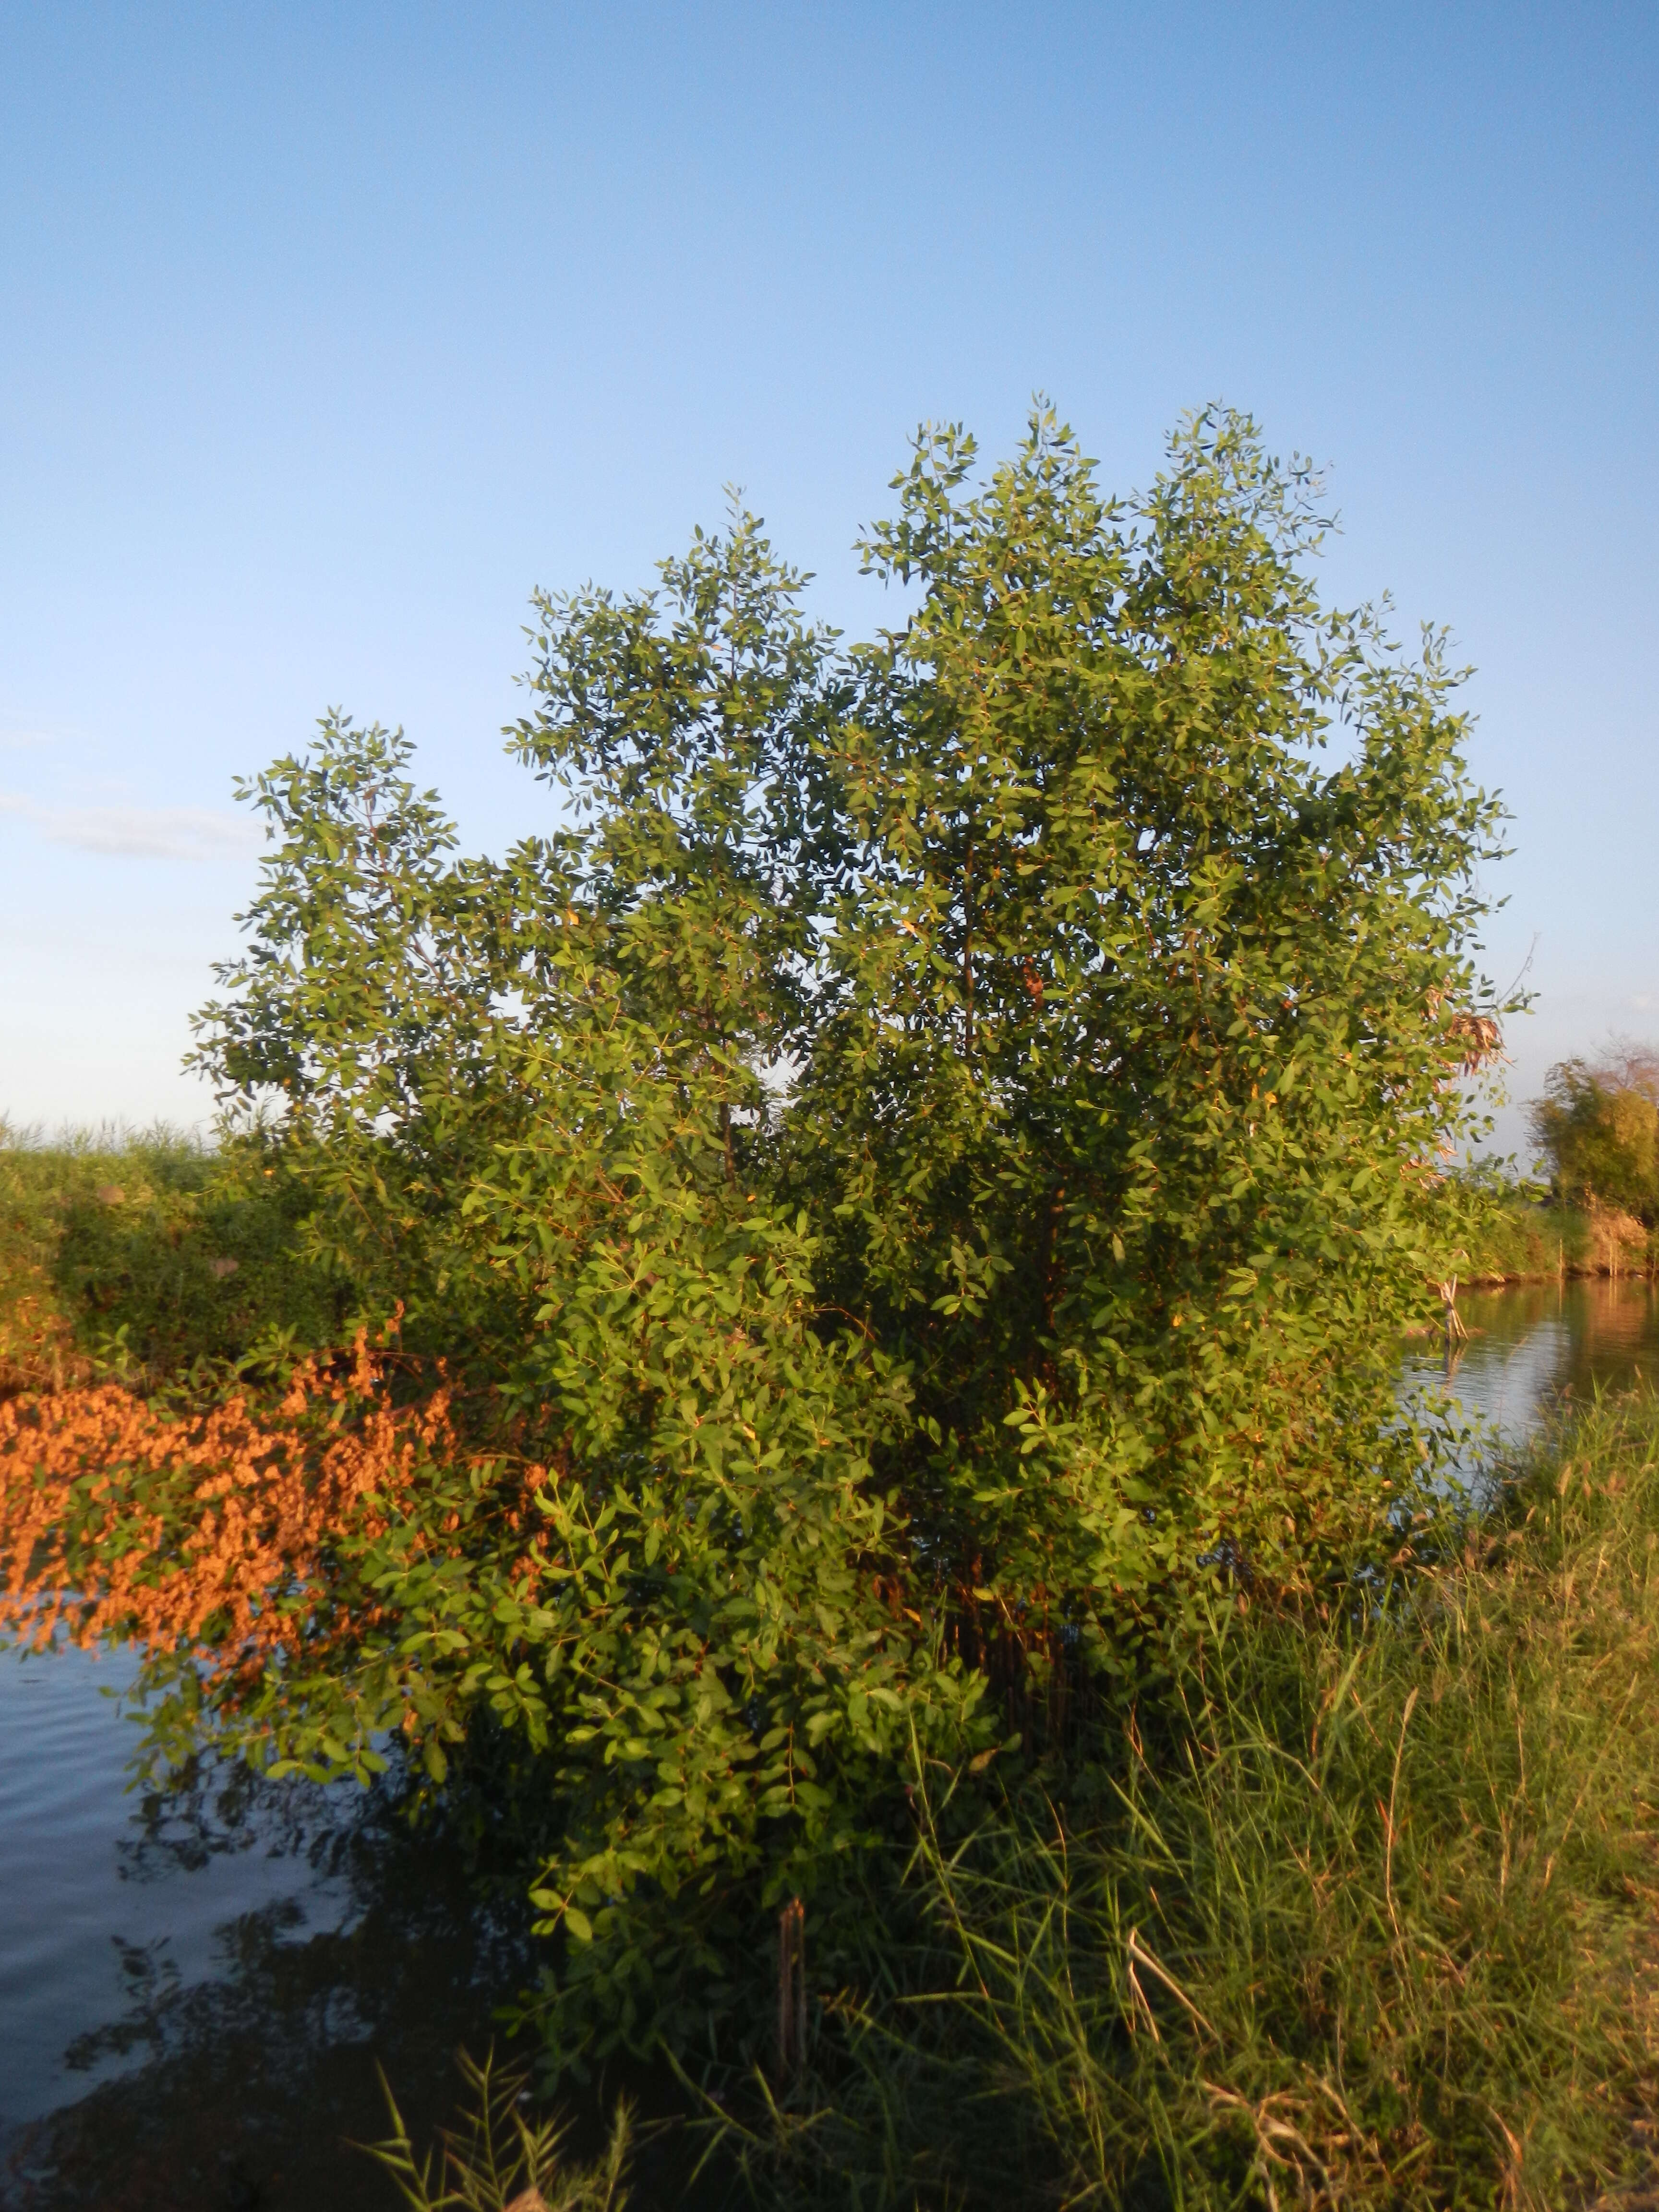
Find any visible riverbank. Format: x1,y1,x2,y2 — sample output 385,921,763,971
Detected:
1455,1187,1653,1286
0,1127,331,1399
6,1135,1654,1389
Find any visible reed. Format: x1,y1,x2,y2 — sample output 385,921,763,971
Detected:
364,2050,634,2212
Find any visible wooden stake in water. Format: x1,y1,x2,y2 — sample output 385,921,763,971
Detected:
777,1896,806,2084
1438,1276,1468,1350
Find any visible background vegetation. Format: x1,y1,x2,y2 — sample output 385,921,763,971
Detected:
1434,1043,1659,1284
0,1122,337,1398
1530,1044,1659,1254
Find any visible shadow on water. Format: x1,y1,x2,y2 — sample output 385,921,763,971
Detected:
0,1747,549,2212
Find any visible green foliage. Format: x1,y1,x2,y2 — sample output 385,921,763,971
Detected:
147,406,1508,2059
1531,1045,1659,1225
726,1394,1659,2211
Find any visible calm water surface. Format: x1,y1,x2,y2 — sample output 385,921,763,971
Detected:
1400,1275,1659,1464
3,1278,1658,2207
0,1671,537,2211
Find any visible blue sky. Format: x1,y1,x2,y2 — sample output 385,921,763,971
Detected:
2,2,1654,1152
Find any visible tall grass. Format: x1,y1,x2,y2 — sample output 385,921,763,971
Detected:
724,1396,1659,2209
366,2050,635,2212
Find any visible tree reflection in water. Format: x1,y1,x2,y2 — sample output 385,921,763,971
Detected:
2,1747,547,2212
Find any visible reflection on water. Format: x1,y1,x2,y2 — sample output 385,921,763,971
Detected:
1400,1276,1659,1467
0,1687,541,2212
1,1278,1656,2206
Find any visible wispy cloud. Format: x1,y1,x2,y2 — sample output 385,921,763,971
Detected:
0,729,57,752
0,792,259,860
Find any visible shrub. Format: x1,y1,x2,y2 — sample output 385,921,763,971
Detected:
3,406,1510,2061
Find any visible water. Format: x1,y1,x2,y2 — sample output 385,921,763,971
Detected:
2,1278,1657,2207
0,1665,541,2212
1399,1275,1659,1468
0,1647,337,2127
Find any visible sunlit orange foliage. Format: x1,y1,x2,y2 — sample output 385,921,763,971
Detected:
0,1335,457,1685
